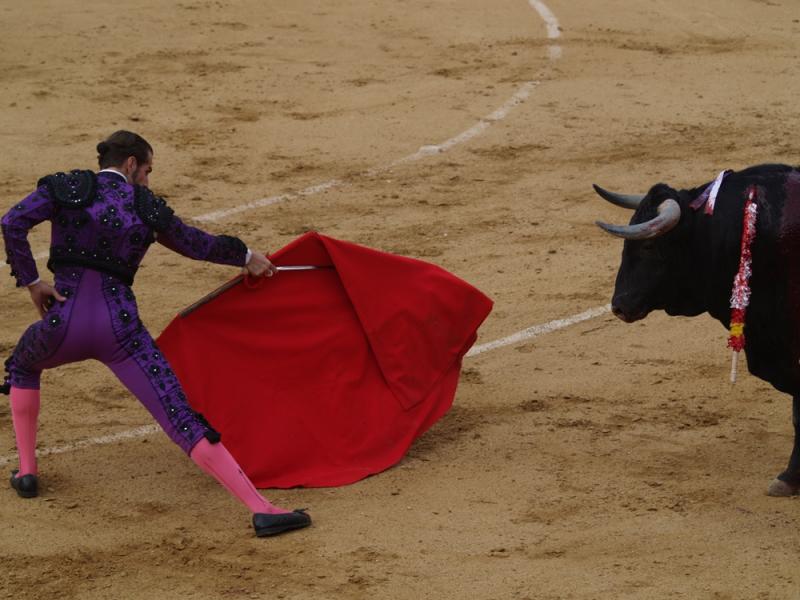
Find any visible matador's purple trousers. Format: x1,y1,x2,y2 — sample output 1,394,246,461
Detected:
9,268,288,515
8,267,210,455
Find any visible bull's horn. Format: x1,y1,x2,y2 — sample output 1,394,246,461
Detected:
592,184,645,210
595,198,681,240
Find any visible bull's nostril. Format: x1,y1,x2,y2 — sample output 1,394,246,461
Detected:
611,304,632,322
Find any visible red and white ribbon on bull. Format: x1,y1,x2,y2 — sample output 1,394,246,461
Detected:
690,169,730,214
727,186,758,384
689,172,759,382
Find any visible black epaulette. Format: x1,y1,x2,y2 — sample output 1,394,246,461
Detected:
37,170,97,208
133,185,175,232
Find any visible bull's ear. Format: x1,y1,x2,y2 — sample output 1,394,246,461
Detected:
592,184,644,210
595,199,681,240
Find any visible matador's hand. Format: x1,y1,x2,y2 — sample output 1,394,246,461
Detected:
244,251,277,278
28,281,67,318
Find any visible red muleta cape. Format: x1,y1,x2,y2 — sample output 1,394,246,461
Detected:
157,232,493,488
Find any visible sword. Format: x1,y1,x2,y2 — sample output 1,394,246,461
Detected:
178,265,333,318
275,265,329,271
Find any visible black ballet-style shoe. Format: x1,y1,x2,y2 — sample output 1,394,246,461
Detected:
252,509,311,537
9,469,38,499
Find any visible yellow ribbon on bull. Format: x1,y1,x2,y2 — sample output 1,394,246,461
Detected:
729,322,745,338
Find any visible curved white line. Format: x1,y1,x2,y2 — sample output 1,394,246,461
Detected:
196,81,541,223
528,0,562,60
0,2,569,462
383,81,540,169
529,0,560,39
193,3,560,223
1,2,562,254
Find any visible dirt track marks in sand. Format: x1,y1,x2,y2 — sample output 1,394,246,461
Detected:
3,0,800,598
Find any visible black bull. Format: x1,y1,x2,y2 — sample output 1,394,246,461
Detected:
596,163,800,496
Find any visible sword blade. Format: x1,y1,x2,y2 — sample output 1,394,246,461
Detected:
276,265,333,271
179,275,244,318
178,266,333,318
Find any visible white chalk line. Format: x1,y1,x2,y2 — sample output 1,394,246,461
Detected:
0,79,543,254
0,426,162,467
0,2,566,463
0,1,563,253
466,304,611,357
194,81,541,223
0,79,546,254
528,0,562,60
193,3,562,223
0,304,609,467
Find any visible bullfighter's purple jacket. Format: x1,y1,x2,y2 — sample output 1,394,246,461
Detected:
1,169,247,453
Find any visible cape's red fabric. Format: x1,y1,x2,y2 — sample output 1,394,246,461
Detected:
157,232,492,488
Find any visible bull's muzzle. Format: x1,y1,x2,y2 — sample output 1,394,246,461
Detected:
611,303,648,323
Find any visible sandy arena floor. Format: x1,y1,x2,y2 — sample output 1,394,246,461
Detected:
1,1,800,598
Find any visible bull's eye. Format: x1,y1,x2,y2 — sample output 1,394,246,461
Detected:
639,241,660,257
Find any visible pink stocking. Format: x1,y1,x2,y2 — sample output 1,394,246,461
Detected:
10,387,40,477
190,438,288,515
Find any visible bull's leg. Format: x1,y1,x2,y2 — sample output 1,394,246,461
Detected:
768,395,800,496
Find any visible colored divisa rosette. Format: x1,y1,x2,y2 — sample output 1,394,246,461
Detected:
728,186,758,382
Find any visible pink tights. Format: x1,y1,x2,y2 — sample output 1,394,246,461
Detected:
190,438,288,515
10,387,40,477
10,387,287,515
